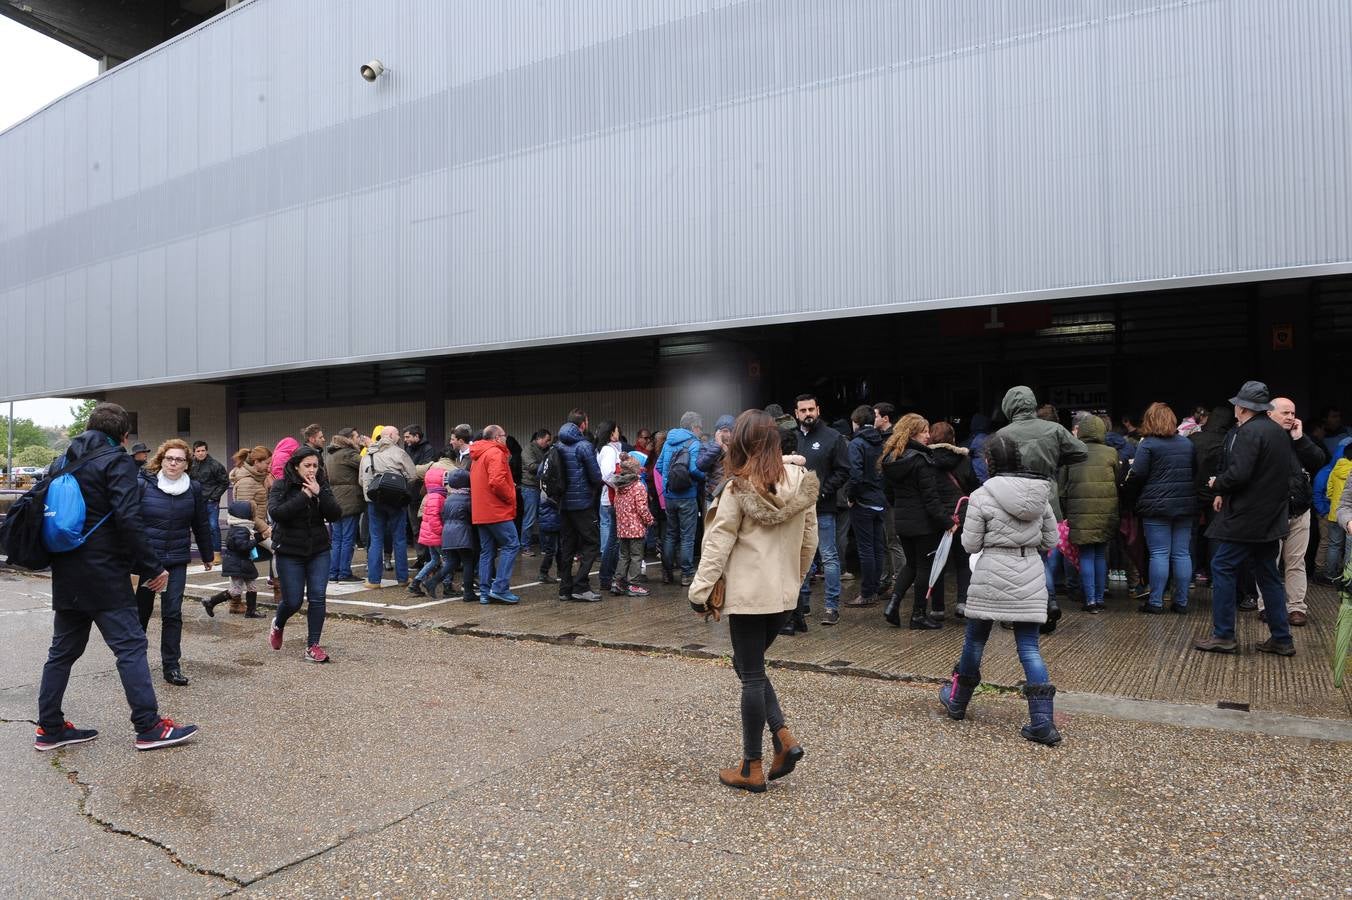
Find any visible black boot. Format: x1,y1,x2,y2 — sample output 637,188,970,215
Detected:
244,591,263,619
1020,683,1062,746
939,668,981,720
909,594,941,629
201,590,231,617
883,591,903,627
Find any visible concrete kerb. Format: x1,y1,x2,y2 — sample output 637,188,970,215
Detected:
170,580,1352,745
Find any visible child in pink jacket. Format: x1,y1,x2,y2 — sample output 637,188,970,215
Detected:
612,454,655,596
411,467,447,597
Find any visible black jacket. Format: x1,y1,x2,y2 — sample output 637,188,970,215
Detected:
794,420,849,512
881,441,951,537
1125,435,1197,519
1285,434,1327,516
1206,414,1295,543
847,427,887,508
48,431,165,613
188,454,229,506
929,443,977,518
267,470,343,559
137,470,215,568
1189,406,1234,501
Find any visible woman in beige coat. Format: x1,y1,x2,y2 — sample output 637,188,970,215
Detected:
690,410,819,793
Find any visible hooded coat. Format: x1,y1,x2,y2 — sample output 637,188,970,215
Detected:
270,437,300,482
994,386,1087,519
267,451,342,558
881,441,951,537
325,437,365,517
688,462,819,616
469,439,516,525
359,432,418,503
440,467,474,549
230,464,271,537
222,499,266,580
1059,415,1121,545
417,467,448,546
137,468,215,568
47,431,165,613
962,475,1059,623
656,427,706,501
966,414,992,482
929,442,977,515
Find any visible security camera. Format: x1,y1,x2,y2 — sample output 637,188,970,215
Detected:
360,59,385,82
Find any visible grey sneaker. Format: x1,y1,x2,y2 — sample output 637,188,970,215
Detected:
571,590,602,602
820,609,840,626
680,574,692,587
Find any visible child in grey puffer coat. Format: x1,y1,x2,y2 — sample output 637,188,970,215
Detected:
938,434,1063,746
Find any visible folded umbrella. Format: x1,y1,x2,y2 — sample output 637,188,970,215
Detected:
925,497,968,601
1334,556,1352,688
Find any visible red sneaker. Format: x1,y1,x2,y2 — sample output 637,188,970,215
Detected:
305,644,330,663
269,619,283,651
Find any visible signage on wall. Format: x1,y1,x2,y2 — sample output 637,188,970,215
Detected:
1272,324,1294,351
1048,384,1109,411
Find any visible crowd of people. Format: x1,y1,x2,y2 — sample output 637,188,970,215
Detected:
22,383,1352,764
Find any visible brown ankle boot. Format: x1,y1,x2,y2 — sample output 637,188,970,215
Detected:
718,759,767,793
768,727,804,780
228,595,246,615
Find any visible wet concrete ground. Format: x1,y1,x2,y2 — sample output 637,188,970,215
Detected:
2,567,1349,897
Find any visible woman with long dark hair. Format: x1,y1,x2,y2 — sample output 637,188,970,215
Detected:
690,410,819,793
880,414,954,629
267,447,342,663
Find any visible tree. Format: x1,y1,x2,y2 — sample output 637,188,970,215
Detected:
0,416,49,452
15,445,59,467
67,399,97,436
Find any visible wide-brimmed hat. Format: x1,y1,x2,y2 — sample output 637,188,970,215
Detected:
1228,381,1273,412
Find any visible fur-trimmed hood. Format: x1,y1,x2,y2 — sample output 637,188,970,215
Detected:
724,464,819,527
928,442,969,456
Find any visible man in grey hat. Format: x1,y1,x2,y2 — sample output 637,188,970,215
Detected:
130,442,150,470
1195,381,1296,656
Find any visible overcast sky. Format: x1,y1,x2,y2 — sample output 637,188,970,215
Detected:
2,17,99,427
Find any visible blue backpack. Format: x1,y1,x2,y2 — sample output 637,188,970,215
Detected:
42,452,114,553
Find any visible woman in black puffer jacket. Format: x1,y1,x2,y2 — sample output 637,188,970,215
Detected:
929,421,978,617
881,414,956,630
1124,402,1197,613
137,439,215,686
267,447,342,663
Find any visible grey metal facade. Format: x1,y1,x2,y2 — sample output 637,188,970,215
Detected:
2,0,1350,402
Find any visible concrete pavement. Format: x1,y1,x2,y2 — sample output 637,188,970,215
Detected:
2,568,1349,898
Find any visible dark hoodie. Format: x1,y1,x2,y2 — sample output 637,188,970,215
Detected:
1189,405,1235,500
267,448,342,558
847,425,887,508
967,413,992,482
222,498,266,580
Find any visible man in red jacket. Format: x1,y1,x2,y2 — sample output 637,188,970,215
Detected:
470,425,521,604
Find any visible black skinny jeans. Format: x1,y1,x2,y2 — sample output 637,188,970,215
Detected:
728,611,790,760
893,532,942,616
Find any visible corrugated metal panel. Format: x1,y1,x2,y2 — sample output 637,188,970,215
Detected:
2,0,1351,401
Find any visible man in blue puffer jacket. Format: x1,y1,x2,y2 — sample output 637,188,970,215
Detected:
656,412,706,585
556,415,603,601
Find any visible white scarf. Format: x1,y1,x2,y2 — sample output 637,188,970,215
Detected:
157,471,191,496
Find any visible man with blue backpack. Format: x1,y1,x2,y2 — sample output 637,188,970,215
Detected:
27,403,199,751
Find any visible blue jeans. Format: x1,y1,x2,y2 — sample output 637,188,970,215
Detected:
598,505,619,587
798,511,841,612
850,505,887,599
664,496,699,577
1326,523,1347,580
206,506,221,552
1043,545,1061,597
521,486,540,548
275,550,330,647
1143,516,1193,609
135,564,188,671
329,514,359,579
367,502,408,584
1077,543,1107,603
1210,540,1289,642
416,546,444,584
958,619,1050,684
39,606,160,734
478,520,521,596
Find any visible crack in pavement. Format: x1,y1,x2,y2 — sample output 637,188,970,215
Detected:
0,716,38,725
49,755,244,891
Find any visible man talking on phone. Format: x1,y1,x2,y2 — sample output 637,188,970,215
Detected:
33,403,199,752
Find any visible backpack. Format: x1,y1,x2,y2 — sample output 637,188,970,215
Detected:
665,443,694,494
365,455,411,507
1,450,112,569
539,444,568,504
